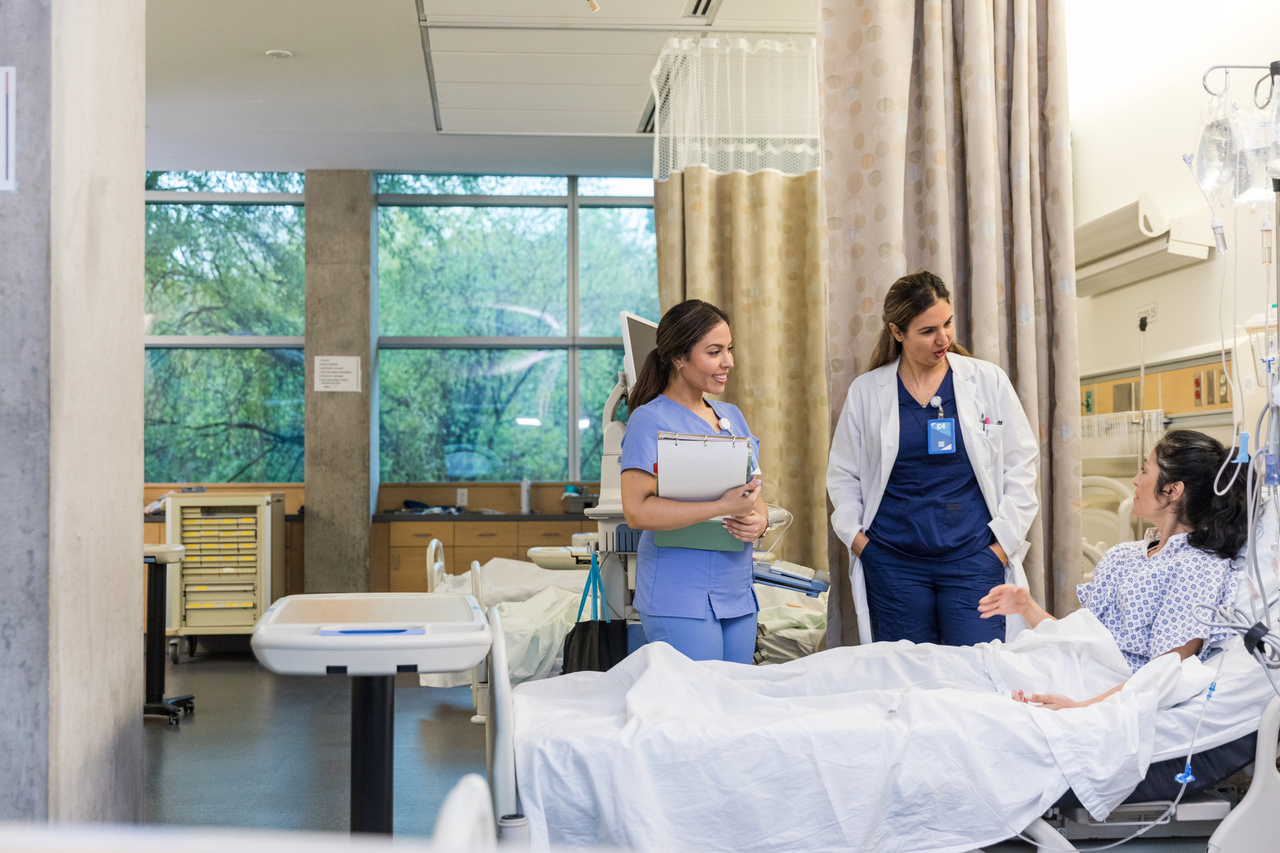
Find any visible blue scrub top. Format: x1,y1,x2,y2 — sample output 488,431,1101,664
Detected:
868,370,994,559
620,394,760,620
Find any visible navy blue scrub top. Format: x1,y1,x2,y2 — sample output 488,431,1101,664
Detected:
868,369,994,560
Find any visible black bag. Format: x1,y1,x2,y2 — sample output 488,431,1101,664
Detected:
561,554,629,674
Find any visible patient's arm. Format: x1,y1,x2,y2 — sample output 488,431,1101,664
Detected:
977,584,1053,627
1015,638,1205,710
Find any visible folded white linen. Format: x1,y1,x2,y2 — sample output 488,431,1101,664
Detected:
513,609,1222,853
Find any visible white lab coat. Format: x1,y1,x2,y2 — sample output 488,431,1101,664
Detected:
827,353,1040,644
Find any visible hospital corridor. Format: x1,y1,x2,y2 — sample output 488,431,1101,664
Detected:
6,1,1280,852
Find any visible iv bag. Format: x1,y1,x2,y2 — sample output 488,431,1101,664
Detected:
1195,93,1236,207
1233,105,1275,205
1270,75,1280,180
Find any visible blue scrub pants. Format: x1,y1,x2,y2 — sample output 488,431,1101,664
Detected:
638,609,758,664
860,540,1006,646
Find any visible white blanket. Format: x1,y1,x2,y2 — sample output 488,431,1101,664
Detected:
512,610,1221,853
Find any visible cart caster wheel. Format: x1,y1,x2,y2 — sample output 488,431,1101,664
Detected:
185,636,197,657
184,702,194,716
168,640,180,665
167,714,180,726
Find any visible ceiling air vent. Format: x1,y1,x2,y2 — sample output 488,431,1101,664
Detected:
681,0,724,20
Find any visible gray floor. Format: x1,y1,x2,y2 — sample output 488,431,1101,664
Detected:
141,639,1214,850
142,635,485,838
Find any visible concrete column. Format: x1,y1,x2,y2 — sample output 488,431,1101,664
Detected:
0,0,146,822
304,171,376,592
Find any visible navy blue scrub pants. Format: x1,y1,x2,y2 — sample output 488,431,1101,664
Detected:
860,540,1006,645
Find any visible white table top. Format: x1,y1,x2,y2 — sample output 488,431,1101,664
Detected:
143,544,186,563
251,593,492,676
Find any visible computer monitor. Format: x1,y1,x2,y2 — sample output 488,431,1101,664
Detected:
620,311,659,392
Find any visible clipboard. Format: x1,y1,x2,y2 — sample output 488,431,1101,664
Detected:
654,431,751,552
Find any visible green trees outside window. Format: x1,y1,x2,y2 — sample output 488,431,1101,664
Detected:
377,179,657,482
378,206,568,337
144,172,657,485
144,171,305,482
145,349,304,482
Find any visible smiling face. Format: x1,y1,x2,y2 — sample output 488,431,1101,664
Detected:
672,321,733,396
891,298,955,372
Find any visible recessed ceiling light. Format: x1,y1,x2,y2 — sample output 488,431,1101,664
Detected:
264,50,293,60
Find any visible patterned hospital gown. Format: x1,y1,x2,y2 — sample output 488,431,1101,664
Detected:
1077,531,1237,673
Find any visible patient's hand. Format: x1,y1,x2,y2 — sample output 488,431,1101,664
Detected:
978,583,1054,628
978,584,1030,617
1012,690,1081,711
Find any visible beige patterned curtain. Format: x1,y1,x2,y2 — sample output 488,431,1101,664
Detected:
820,0,1082,645
652,37,830,572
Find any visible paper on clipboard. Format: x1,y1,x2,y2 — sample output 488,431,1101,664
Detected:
655,431,750,502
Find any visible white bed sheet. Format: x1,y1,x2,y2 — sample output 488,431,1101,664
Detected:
512,610,1239,853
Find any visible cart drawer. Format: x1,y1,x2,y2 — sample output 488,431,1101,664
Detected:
184,603,258,628
184,584,255,602
182,567,258,582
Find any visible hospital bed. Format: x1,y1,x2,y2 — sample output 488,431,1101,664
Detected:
418,549,589,722
429,544,827,718
485,601,1280,852
1081,475,1138,552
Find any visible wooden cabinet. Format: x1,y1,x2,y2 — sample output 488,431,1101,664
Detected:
370,517,587,591
388,521,454,548
389,546,450,592
518,520,583,546
454,522,519,547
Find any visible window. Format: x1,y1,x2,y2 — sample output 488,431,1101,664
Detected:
377,176,657,482
144,171,306,482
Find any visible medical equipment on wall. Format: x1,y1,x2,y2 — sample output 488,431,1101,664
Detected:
578,311,658,622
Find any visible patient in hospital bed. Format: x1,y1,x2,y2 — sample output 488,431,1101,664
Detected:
980,429,1245,709
510,430,1262,853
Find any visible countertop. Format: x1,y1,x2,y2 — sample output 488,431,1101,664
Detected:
370,512,590,523
146,512,590,524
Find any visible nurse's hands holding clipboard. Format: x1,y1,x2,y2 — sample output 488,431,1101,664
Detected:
719,477,768,543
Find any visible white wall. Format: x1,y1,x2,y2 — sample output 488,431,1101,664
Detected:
1068,0,1280,425
1068,0,1280,225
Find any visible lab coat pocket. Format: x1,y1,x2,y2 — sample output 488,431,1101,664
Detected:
972,420,1005,494
975,421,1004,442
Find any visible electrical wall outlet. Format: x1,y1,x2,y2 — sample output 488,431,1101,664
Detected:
456,488,468,507
1194,371,1203,407
1137,302,1158,324
1219,371,1231,404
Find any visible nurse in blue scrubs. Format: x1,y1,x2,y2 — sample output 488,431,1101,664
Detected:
619,300,768,664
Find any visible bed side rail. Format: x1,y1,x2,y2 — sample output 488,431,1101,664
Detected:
1207,693,1280,852
485,605,519,822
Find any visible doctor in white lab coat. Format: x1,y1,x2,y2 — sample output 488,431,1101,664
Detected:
827,271,1040,645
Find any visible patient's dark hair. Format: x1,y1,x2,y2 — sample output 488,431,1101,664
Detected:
1152,430,1247,560
628,300,730,410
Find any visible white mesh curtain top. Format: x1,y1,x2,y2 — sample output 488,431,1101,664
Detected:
651,35,821,181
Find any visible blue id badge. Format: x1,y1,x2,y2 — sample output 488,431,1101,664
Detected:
927,418,956,454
